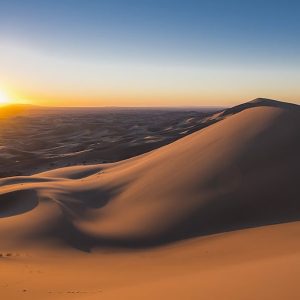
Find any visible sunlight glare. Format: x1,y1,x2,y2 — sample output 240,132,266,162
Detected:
0,90,11,105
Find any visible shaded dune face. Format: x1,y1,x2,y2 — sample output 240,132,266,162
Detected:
0,104,299,251
0,189,38,218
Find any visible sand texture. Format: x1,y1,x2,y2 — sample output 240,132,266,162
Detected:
0,99,299,299
0,106,220,178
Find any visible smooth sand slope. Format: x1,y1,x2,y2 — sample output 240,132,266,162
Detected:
0,99,300,299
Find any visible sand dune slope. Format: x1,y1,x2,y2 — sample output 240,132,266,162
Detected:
0,103,299,250
1,222,300,300
1,101,300,300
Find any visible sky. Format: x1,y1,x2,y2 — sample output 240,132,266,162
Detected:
0,0,299,107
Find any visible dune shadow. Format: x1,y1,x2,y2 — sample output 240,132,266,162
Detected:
46,173,300,252
44,184,126,252
0,189,38,218
73,167,300,251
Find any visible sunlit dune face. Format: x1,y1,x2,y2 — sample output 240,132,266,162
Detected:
0,90,11,105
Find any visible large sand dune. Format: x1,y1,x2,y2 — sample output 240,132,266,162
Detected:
0,99,300,299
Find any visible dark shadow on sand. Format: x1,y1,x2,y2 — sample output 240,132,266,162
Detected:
0,189,38,218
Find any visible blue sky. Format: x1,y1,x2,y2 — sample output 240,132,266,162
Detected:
0,0,299,106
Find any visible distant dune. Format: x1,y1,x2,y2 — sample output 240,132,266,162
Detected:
0,106,221,178
0,99,299,299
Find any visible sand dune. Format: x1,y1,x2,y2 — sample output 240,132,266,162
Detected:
0,99,299,299
2,221,300,300
0,106,219,177
0,100,299,249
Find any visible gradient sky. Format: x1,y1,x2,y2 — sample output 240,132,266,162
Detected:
0,0,299,106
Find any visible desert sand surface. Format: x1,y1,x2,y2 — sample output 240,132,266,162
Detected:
0,98,300,299
0,105,220,178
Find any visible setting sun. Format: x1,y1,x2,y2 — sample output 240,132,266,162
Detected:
0,90,11,105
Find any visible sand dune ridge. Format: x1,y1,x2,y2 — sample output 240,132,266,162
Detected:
0,101,299,251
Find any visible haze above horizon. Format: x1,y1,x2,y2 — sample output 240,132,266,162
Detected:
0,0,299,106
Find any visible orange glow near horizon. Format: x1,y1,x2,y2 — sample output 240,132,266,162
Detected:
6,87,299,108
4,89,238,108
1,43,299,108
1,76,300,108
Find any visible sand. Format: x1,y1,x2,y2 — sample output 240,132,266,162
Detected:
1,222,300,300
0,106,219,178
0,99,299,299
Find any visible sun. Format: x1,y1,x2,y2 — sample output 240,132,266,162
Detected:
0,90,11,105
